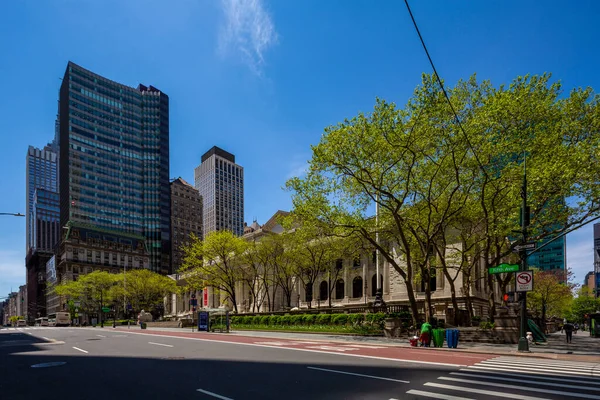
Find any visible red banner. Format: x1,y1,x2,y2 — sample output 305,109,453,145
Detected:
203,287,208,307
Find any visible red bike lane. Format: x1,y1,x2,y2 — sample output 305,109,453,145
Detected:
112,328,494,366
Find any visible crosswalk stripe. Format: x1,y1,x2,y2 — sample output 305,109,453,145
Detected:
437,376,600,399
424,382,549,400
451,372,600,391
458,368,600,386
495,357,599,367
481,360,598,372
475,362,600,377
469,365,600,381
405,389,475,400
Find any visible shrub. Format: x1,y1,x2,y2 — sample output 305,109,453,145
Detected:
316,314,331,325
303,314,316,325
479,321,495,330
259,315,269,325
269,315,280,325
243,316,254,325
280,315,292,325
348,314,364,326
332,314,348,325
290,315,303,325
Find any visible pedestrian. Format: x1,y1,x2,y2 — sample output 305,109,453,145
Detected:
562,321,574,343
420,321,433,347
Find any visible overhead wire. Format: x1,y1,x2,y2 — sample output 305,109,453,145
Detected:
403,0,488,176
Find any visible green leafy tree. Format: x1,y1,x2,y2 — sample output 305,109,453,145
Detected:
528,269,574,329
181,230,247,313
569,287,600,323
123,269,178,315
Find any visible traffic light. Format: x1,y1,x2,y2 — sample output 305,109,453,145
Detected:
503,292,516,303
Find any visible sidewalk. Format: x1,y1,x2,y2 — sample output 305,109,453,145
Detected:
109,326,600,362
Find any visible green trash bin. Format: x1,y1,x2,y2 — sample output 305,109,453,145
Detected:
141,322,147,330
432,328,445,347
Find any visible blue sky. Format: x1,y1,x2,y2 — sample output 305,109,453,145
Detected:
1,0,598,297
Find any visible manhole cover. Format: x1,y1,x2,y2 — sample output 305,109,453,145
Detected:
31,362,67,368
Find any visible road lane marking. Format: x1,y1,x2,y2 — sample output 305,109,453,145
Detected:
148,342,174,348
468,365,600,380
96,335,106,338
76,328,467,367
307,366,409,383
306,345,359,352
437,377,600,399
406,390,474,400
458,368,600,386
425,382,547,400
42,337,50,340
72,347,88,354
196,388,233,399
343,344,386,349
450,372,600,391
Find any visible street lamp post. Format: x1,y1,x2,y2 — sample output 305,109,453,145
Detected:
518,154,530,352
0,213,25,217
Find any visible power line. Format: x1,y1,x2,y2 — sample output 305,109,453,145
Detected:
403,0,487,175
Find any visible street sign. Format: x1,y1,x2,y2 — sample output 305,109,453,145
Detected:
190,299,198,307
101,307,111,313
489,263,519,274
198,311,209,331
513,242,536,252
515,271,533,292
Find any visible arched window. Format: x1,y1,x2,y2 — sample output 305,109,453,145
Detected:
319,281,328,301
335,279,345,299
371,274,383,296
352,276,363,298
305,284,313,302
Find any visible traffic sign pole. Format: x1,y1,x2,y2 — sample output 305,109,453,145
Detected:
518,154,530,353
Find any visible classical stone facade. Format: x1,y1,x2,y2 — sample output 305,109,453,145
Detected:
46,222,149,314
165,210,500,323
170,177,203,274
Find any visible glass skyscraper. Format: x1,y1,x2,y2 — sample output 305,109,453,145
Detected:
26,145,58,252
527,235,566,271
58,62,170,272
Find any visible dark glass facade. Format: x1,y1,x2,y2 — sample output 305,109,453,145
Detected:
32,188,60,253
59,62,170,272
527,235,566,271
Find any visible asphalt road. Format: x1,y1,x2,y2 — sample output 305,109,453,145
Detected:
1,327,599,400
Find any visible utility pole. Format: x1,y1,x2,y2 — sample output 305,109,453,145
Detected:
518,154,530,352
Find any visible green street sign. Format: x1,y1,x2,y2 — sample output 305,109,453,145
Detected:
101,307,111,313
489,263,519,274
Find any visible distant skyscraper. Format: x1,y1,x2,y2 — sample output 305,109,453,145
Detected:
195,146,244,237
32,189,60,253
170,178,203,273
58,61,170,272
26,145,58,252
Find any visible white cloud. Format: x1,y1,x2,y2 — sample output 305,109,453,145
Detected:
0,250,26,296
218,0,278,75
285,156,310,180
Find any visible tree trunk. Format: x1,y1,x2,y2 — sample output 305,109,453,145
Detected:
443,268,461,326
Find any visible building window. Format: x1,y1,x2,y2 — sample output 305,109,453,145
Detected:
319,281,328,301
335,279,345,300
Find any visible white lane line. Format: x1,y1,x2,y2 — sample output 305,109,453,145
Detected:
42,337,50,340
495,357,600,367
437,376,600,399
425,382,547,400
76,328,465,367
406,390,474,400
451,372,600,391
307,366,409,383
459,368,600,386
148,342,174,348
96,335,106,338
72,347,89,354
196,388,233,399
343,344,387,349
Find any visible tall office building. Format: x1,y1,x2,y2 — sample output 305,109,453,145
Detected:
170,178,203,273
26,145,58,252
195,146,244,237
25,145,58,321
58,61,170,272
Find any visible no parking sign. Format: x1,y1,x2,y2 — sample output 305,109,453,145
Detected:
515,271,533,292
